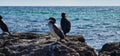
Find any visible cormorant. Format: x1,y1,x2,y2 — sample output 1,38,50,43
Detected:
0,15,11,35
48,17,66,41
61,13,71,35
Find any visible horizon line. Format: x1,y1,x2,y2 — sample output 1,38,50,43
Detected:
0,5,120,7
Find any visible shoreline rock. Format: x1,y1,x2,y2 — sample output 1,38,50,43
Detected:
1,32,119,56
0,32,97,56
98,42,120,56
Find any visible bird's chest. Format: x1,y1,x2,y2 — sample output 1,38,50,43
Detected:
48,24,53,31
48,23,60,40
48,24,57,36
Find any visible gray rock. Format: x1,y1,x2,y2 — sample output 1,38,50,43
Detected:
98,42,120,56
0,32,97,56
0,53,5,56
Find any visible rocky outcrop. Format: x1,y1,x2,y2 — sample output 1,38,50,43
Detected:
98,42,120,56
0,32,97,56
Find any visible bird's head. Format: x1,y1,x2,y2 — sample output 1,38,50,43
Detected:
61,12,66,18
48,17,56,24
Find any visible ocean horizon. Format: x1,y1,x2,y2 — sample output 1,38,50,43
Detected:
0,6,120,52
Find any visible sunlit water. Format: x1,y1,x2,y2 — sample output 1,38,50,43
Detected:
0,6,120,52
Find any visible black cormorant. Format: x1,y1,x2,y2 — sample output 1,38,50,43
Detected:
0,15,11,35
61,13,71,35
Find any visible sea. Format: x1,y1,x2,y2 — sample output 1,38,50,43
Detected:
0,6,120,52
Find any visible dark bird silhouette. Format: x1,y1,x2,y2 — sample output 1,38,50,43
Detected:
0,15,11,35
48,17,67,41
61,13,71,35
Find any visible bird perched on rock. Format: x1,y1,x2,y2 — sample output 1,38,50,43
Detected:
48,17,67,41
0,15,11,35
61,13,71,36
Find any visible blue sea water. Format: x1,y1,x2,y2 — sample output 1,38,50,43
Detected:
0,6,120,52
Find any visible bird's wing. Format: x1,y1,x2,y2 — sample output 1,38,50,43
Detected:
55,24,62,31
61,19,71,33
53,25,65,39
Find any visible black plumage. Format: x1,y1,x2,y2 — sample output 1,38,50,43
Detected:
61,13,71,35
53,24,65,39
0,16,11,35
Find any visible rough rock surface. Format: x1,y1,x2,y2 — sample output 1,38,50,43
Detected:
98,42,120,56
0,32,97,56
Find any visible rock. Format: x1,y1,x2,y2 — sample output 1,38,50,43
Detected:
19,32,39,39
0,32,97,56
29,41,97,56
0,53,5,56
67,35,85,43
98,42,120,56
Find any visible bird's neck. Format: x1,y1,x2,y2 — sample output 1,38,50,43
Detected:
0,20,3,23
62,16,66,19
48,22,55,25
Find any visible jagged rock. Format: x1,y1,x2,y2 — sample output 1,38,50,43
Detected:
29,41,97,56
0,32,97,56
0,53,5,56
67,35,85,43
15,32,39,39
98,42,120,56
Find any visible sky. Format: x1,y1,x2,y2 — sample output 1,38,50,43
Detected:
0,0,120,6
